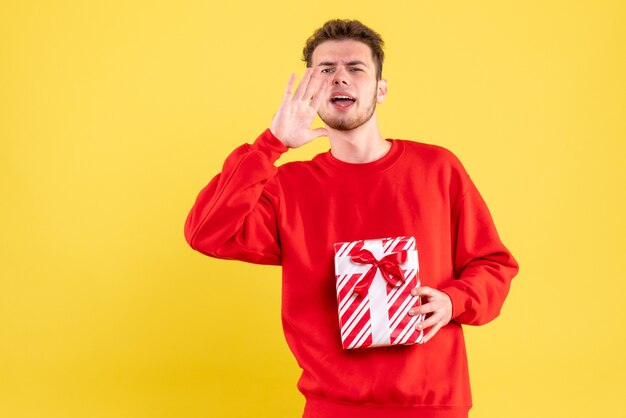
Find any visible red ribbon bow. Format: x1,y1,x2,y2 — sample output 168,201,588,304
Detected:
351,249,408,297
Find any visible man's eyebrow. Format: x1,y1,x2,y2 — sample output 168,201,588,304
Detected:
317,60,368,66
346,60,367,66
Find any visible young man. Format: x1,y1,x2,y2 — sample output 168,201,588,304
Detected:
185,19,518,418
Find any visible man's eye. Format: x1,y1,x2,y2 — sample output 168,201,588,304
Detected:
321,68,334,73
350,68,363,72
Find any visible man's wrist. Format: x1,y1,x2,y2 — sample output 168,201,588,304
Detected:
252,129,289,162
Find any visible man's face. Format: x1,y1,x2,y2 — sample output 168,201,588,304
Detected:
311,40,387,131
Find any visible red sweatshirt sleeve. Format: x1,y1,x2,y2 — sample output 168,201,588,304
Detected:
440,159,519,325
184,129,288,265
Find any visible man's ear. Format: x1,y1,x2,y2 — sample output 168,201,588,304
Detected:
376,79,388,103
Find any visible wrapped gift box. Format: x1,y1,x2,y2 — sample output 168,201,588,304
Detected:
333,236,424,349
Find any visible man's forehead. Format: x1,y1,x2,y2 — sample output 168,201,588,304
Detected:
311,40,374,65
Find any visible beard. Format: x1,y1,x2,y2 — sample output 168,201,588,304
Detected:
318,90,378,131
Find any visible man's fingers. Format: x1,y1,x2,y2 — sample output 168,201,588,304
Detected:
415,311,443,330
411,286,435,297
310,78,331,110
281,73,296,104
282,69,328,110
407,285,453,343
409,302,436,316
421,322,444,344
302,68,324,102
293,68,313,101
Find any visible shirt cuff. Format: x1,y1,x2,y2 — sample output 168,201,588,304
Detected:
439,284,467,322
251,129,289,163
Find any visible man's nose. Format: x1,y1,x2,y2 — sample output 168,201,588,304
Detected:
332,68,349,85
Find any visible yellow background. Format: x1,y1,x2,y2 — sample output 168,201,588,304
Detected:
2,1,625,417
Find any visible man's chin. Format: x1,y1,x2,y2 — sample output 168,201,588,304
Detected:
319,113,359,131
326,120,354,131
319,102,376,132
320,115,370,131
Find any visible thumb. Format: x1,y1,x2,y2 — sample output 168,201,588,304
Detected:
309,127,329,139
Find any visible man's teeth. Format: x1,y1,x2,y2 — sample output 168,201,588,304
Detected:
331,96,355,103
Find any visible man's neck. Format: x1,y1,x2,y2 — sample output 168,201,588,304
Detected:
327,115,391,164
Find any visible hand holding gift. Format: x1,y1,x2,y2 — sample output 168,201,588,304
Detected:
409,286,452,344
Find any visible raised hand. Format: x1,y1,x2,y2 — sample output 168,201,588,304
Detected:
270,68,330,148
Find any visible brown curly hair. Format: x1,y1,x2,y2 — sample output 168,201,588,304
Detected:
302,19,385,79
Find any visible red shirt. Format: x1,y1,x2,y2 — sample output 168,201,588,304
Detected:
185,129,519,418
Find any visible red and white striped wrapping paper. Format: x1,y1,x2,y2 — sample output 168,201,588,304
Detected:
333,236,425,349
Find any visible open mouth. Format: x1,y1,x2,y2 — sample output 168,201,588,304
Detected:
330,95,356,107
330,95,356,108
